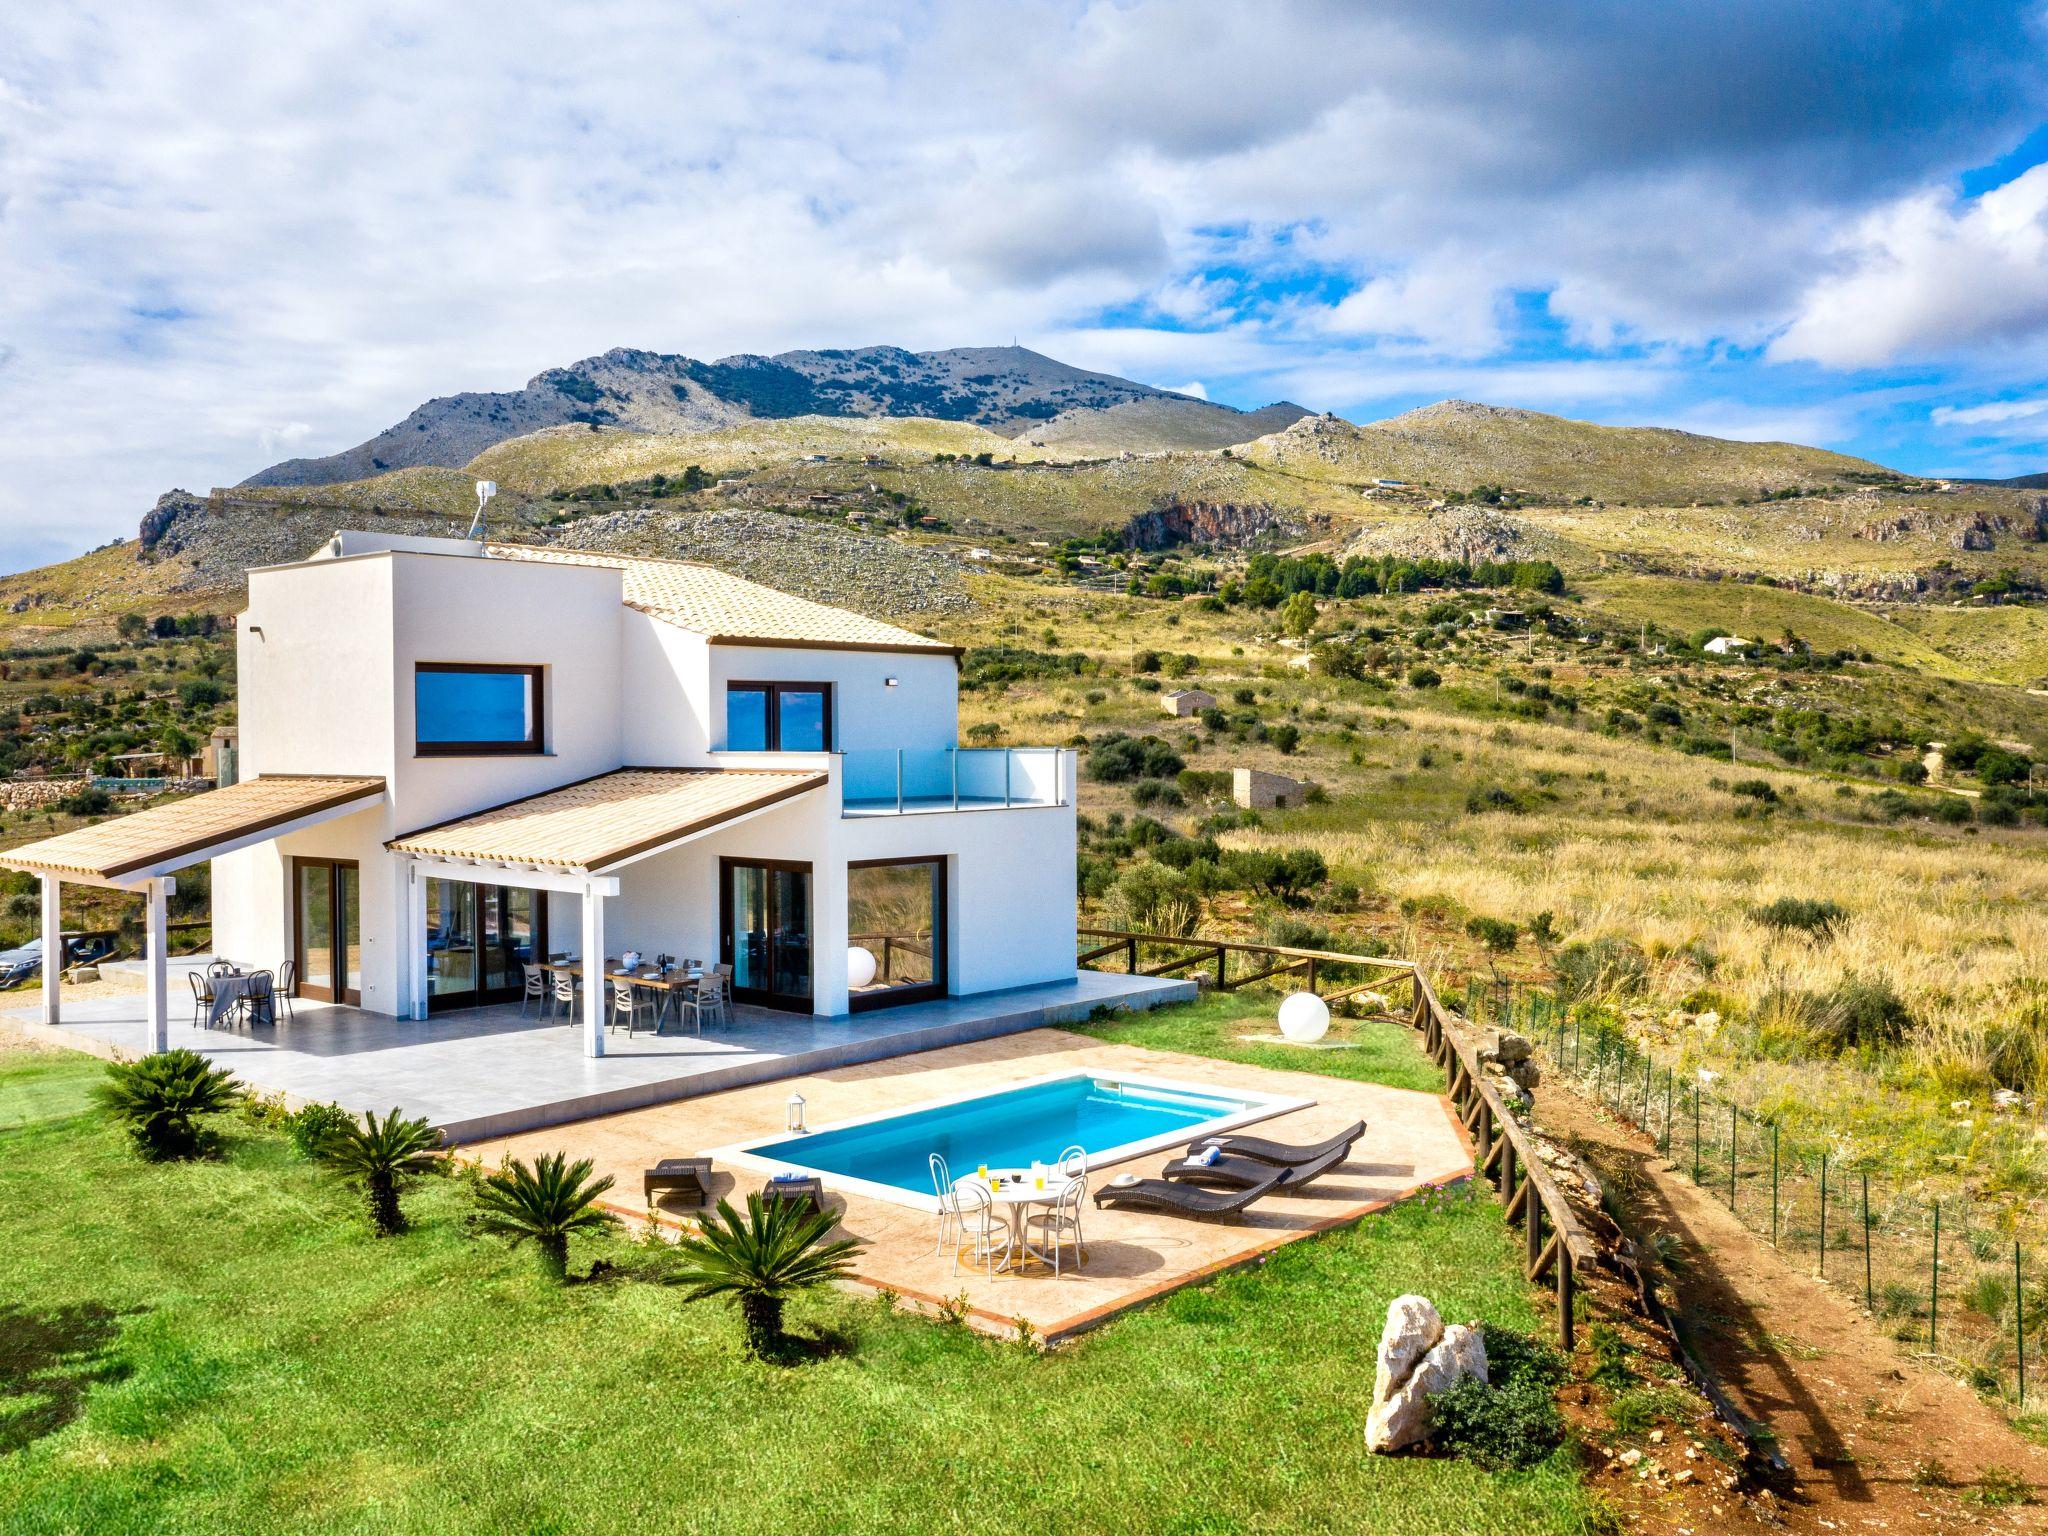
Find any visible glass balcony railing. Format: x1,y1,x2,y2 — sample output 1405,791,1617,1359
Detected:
839,748,1068,816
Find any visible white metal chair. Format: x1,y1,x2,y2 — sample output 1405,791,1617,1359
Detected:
1025,1169,1088,1276
1056,1143,1088,1255
951,1178,1011,1275
518,963,546,1018
930,1153,962,1255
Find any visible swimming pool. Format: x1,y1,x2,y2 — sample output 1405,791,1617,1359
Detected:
715,1070,1314,1210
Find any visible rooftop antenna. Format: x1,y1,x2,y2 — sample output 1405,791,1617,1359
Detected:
466,480,497,543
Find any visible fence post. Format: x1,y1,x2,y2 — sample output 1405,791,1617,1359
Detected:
1663,1072,1672,1153
1693,1087,1702,1184
1770,1124,1779,1246
1862,1174,1873,1314
1642,1054,1653,1134
1818,1155,1828,1277
1929,1200,1940,1353
2018,1241,2026,1408
1729,1101,1738,1212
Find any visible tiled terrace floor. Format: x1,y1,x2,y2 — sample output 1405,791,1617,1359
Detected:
6,964,1194,1139
475,1028,1473,1342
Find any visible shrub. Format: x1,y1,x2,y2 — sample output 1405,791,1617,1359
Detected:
1267,724,1301,755
473,1152,618,1280
1428,1323,1568,1469
1405,665,1441,689
285,1100,355,1159
1087,733,1185,784
1554,937,1648,999
1928,795,1972,825
1463,785,1525,814
1104,863,1201,935
1815,974,1915,1052
1748,897,1846,939
1729,778,1779,803
94,1049,240,1159
1129,778,1184,808
1465,916,1520,956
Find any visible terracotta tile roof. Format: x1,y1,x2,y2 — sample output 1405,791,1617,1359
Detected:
486,543,959,655
0,775,386,883
386,768,824,873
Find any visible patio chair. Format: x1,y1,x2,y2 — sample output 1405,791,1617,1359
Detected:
546,969,578,1024
1162,1140,1350,1191
759,1176,826,1218
695,972,732,1030
238,970,277,1028
930,1152,966,1255
187,968,212,1027
275,958,296,1022
207,959,237,979
1189,1120,1365,1169
1092,1164,1286,1218
1056,1144,1087,1250
1024,1169,1088,1275
644,1157,713,1210
518,963,546,1018
951,1178,1010,1275
608,980,648,1036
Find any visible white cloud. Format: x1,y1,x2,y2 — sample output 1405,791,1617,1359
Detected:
1162,380,1208,399
1772,164,2048,368
1931,396,2048,433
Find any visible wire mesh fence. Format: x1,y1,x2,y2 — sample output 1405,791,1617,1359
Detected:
1461,976,2040,1408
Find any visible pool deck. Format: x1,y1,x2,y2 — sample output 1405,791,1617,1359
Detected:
3,963,1195,1140
473,1027,1474,1343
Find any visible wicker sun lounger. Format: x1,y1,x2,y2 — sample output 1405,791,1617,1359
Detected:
1190,1119,1365,1168
1091,1164,1286,1217
1160,1139,1350,1191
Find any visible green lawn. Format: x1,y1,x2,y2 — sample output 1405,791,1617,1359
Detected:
0,1017,1591,1536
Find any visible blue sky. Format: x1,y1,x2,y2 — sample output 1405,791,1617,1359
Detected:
2,1,2047,575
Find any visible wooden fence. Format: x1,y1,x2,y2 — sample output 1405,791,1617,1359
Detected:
1078,927,1598,1347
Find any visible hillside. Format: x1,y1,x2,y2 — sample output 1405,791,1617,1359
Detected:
1243,401,1899,504
241,344,1298,487
1018,396,1309,455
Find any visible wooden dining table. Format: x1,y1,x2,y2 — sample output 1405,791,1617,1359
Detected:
538,958,708,1030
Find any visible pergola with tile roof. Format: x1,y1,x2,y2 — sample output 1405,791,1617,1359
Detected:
0,775,387,1051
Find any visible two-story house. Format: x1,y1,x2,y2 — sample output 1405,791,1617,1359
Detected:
4,531,1080,1059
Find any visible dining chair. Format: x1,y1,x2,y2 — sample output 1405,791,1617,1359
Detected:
929,1153,963,1255
187,969,212,1027
608,980,646,1036
239,971,277,1029
1026,1169,1088,1276
952,1179,1010,1276
207,959,236,979
518,963,546,1018
1056,1144,1088,1256
547,969,578,1024
275,958,297,1022
696,972,732,1030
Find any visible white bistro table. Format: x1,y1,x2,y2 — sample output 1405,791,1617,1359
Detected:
954,1169,1064,1272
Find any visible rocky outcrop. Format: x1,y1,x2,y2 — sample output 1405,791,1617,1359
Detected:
139,490,207,552
1121,499,1302,550
1478,1028,1541,1110
1348,506,1566,566
1366,1294,1489,1453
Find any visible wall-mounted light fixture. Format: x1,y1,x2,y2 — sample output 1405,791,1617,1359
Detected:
884,677,899,688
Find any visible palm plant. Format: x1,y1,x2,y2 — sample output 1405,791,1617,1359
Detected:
672,1194,864,1359
317,1107,441,1235
473,1151,617,1280
93,1048,240,1159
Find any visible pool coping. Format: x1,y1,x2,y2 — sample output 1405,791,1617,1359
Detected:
705,1066,1315,1213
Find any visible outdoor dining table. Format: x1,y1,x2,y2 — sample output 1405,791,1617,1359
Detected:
205,968,269,1028
541,959,707,1031
954,1169,1065,1272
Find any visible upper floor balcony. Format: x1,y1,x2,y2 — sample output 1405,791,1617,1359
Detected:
839,747,1072,817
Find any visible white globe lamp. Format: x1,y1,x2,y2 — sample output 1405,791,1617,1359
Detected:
1277,990,1330,1044
847,945,879,990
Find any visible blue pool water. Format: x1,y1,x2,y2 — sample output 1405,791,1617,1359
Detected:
749,1075,1256,1197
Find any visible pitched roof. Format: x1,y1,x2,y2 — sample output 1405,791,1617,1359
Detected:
386,768,824,874
0,775,386,883
486,543,959,655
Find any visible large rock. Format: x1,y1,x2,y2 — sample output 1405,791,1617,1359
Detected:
1366,1297,1489,1453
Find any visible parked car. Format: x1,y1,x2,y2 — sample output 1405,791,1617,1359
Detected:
0,933,119,989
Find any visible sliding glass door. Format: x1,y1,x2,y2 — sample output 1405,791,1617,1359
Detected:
721,858,812,1011
294,858,360,1005
426,879,545,1011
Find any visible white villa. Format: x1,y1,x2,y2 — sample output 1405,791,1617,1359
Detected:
2,532,1098,1073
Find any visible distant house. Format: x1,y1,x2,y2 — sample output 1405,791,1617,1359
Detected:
1372,479,1409,489
1483,608,1528,629
964,547,992,561
1703,635,1756,656
1160,689,1217,718
1233,768,1308,810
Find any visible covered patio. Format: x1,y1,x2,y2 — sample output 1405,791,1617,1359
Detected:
11,962,1192,1139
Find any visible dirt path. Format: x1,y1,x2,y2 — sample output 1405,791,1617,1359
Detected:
1539,1082,2048,1532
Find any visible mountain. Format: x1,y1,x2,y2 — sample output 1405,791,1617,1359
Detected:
241,344,1300,488
1988,471,2048,490
1240,400,1899,505
1018,396,1309,455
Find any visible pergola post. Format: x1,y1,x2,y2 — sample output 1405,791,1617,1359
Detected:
143,876,172,1054
406,866,431,1020
581,882,606,1059
39,874,61,1026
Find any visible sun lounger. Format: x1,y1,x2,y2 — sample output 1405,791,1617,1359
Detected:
1091,1164,1285,1217
1161,1139,1350,1190
1190,1119,1364,1168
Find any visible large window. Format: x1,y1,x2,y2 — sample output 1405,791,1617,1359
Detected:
725,682,831,751
847,857,945,1010
416,663,544,755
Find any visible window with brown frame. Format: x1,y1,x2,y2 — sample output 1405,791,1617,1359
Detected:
725,681,832,751
415,663,545,755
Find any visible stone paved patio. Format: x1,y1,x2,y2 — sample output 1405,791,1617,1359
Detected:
472,1028,1473,1342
